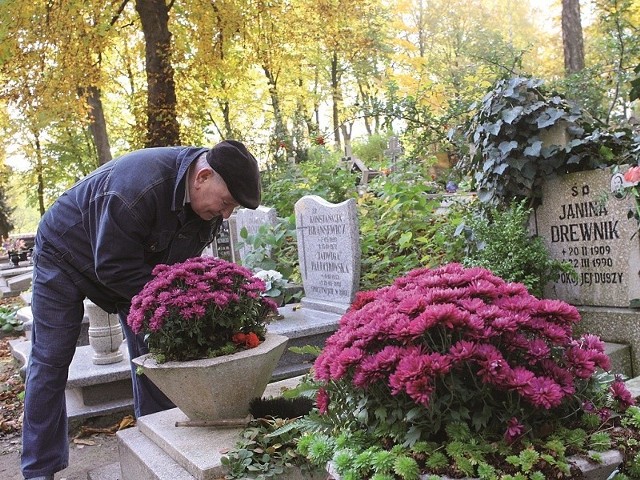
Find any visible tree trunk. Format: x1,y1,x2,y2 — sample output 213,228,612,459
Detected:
262,65,290,157
135,0,180,147
33,132,45,216
81,86,112,165
331,51,341,152
562,0,585,74
218,97,234,139
211,2,235,140
0,180,15,238
358,81,372,136
417,0,426,58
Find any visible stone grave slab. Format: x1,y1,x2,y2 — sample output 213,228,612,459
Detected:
116,377,327,480
10,339,133,428
235,206,278,264
534,167,640,307
7,271,33,292
294,196,360,313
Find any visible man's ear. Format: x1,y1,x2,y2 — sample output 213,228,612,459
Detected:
194,165,214,186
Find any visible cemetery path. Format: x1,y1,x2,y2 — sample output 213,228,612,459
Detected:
0,333,125,480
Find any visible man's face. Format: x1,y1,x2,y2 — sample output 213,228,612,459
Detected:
190,169,239,220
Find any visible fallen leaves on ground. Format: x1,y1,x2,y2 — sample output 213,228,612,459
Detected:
0,335,24,436
73,415,136,439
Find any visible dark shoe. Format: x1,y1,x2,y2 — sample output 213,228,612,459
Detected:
26,476,54,480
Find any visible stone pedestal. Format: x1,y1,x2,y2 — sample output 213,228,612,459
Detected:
85,300,124,365
132,334,289,421
10,340,133,429
575,306,640,376
116,377,326,480
0,264,33,298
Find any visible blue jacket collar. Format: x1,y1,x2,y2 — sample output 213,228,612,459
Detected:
172,147,209,211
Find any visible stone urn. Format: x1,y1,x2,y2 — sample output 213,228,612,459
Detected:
132,333,288,421
8,252,20,267
85,300,124,365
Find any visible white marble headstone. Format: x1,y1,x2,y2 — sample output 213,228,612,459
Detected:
295,196,360,314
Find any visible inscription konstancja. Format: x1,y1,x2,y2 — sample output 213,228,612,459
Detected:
534,168,640,307
307,214,350,275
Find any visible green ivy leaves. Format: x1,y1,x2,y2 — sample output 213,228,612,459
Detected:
458,76,640,206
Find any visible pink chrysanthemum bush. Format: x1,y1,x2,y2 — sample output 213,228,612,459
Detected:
313,263,635,447
127,256,277,362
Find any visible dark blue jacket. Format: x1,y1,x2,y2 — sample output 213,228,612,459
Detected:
36,146,222,313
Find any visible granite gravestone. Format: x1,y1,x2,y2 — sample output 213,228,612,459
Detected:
235,206,278,264
534,167,640,307
295,195,360,314
213,218,238,263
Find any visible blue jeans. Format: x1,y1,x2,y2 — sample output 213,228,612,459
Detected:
21,248,174,479
117,306,176,418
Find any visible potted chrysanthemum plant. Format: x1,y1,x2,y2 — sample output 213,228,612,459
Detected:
295,263,640,479
127,256,289,421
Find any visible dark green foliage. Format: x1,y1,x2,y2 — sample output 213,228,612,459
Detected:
392,455,420,480
238,216,300,284
456,200,574,297
223,398,640,479
456,76,640,206
220,417,319,479
351,133,392,170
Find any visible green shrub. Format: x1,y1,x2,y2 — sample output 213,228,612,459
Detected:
237,215,300,284
455,200,574,297
358,162,465,290
351,133,392,170
261,146,358,218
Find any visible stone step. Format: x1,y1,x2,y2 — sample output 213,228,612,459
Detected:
117,427,195,480
0,285,20,298
605,341,633,379
576,306,640,378
0,264,34,296
268,303,340,380
6,271,32,293
10,339,134,430
624,375,640,398
0,264,33,276
114,377,326,480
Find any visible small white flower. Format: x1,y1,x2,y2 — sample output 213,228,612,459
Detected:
253,269,285,297
254,269,283,283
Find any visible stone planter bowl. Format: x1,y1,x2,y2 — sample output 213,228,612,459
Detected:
132,333,288,421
